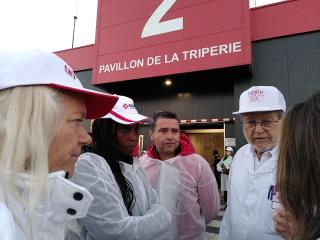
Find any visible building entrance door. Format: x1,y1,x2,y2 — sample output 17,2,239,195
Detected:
183,128,224,166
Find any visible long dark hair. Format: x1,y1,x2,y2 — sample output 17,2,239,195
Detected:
91,118,135,215
277,92,320,239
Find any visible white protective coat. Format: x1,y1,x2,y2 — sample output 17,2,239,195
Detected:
219,144,283,240
0,171,93,240
216,156,233,192
67,152,171,240
140,153,220,240
0,200,15,240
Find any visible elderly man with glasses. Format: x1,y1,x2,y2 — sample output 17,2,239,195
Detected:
219,86,286,240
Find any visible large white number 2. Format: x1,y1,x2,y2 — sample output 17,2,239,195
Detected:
141,0,183,38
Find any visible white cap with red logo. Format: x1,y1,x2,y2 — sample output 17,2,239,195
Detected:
226,146,234,152
233,86,286,114
103,95,150,124
0,48,118,119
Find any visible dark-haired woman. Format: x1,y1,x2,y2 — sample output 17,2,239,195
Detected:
273,91,320,240
67,95,171,240
212,150,221,190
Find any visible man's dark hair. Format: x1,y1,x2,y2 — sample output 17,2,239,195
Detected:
150,111,180,131
91,118,135,215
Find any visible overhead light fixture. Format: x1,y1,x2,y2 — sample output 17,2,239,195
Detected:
164,79,172,87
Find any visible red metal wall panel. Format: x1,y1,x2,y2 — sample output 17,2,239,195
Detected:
251,0,320,41
56,45,96,71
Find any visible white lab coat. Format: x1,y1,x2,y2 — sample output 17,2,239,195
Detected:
216,156,233,192
67,152,171,240
219,144,283,240
0,171,93,240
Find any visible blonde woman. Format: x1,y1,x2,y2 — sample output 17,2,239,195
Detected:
0,48,117,239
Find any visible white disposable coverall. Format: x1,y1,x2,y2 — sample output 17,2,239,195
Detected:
0,171,93,240
219,144,283,240
67,152,171,240
140,135,220,240
0,200,15,240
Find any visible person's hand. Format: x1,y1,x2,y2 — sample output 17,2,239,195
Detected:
273,208,298,240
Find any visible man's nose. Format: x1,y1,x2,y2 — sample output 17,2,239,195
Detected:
166,131,175,138
254,122,265,133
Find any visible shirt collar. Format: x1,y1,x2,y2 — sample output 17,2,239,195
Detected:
249,144,279,158
249,144,279,172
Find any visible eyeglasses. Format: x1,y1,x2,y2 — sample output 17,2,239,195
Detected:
241,119,280,130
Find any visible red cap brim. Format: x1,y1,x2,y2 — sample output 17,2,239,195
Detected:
49,84,118,119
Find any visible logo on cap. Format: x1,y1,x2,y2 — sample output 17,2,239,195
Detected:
64,65,76,79
123,103,128,109
122,103,136,110
248,89,264,102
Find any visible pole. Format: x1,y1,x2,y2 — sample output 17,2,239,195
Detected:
72,0,79,48
72,15,77,48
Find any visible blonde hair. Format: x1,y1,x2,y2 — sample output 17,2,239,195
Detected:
0,86,62,238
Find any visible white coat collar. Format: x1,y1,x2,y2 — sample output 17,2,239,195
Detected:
0,171,94,239
243,144,279,174
120,157,141,173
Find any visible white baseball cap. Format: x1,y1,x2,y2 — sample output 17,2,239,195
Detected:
103,95,150,124
0,48,118,119
226,146,233,152
233,86,286,114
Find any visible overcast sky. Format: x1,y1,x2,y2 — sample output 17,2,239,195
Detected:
0,0,98,52
0,0,284,52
